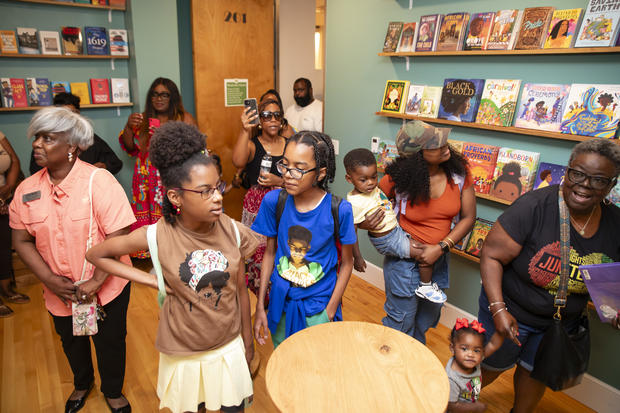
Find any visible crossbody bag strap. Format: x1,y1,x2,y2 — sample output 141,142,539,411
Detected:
556,186,571,317
147,222,166,307
79,168,101,283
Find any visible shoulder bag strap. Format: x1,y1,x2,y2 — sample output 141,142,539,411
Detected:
232,219,241,248
79,168,101,283
275,189,288,229
147,222,166,307
330,194,341,241
555,186,571,317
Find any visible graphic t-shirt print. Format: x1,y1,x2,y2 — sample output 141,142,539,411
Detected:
277,225,325,287
461,376,481,402
179,249,230,307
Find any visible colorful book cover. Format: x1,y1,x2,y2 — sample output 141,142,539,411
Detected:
436,13,470,51
61,27,83,55
380,80,409,114
38,30,61,55
108,0,126,6
84,27,109,55
581,262,620,323
1,78,14,108
607,180,620,207
438,78,485,123
109,29,128,56
91,0,110,5
461,142,500,194
404,84,425,116
514,83,571,132
543,9,583,49
26,78,39,106
10,78,28,108
51,81,71,97
454,230,471,251
382,22,403,52
111,78,130,103
16,27,39,54
465,218,494,257
90,78,110,104
448,139,465,154
416,14,442,52
487,10,523,50
490,148,540,202
475,79,521,126
396,22,418,53
560,84,620,138
419,86,442,118
464,12,495,50
70,82,91,105
34,78,52,106
533,162,566,190
0,30,18,54
514,7,555,50
575,0,620,47
371,138,398,173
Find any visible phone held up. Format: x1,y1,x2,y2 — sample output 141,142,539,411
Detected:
244,98,259,125
148,117,161,129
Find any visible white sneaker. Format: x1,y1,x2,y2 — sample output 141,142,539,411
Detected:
415,283,447,303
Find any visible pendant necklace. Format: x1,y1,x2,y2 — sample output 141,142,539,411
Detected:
570,206,596,236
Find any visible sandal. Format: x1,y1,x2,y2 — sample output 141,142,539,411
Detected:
0,291,30,304
0,303,14,318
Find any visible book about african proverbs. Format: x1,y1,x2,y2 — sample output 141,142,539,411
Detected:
465,218,494,257
415,14,443,52
515,83,571,132
514,7,555,50
436,12,470,51
464,12,495,50
560,84,620,138
581,262,620,323
575,0,620,47
461,142,500,195
404,84,425,116
380,80,409,114
543,8,583,49
487,9,524,50
475,79,521,127
419,86,442,118
533,162,566,190
396,22,418,53
490,148,540,202
438,78,485,123
383,22,403,52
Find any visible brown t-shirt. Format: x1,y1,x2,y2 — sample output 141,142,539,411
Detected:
139,214,260,355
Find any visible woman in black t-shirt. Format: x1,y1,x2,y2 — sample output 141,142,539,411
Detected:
478,138,620,412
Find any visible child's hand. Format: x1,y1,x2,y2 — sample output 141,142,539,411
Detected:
484,332,504,357
358,208,385,231
254,308,269,345
353,256,367,272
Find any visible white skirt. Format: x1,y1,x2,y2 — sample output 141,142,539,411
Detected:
157,335,253,413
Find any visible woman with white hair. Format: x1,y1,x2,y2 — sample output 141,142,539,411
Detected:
10,107,136,413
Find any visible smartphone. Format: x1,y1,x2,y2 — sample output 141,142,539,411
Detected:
148,118,161,129
244,98,259,125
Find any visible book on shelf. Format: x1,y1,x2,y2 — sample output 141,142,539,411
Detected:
108,0,126,6
10,78,28,108
26,78,39,106
464,12,495,50
111,78,130,103
1,78,14,108
580,262,620,323
438,78,485,123
38,31,62,55
447,139,464,154
575,0,620,48
514,83,571,132
607,180,620,207
85,27,110,55
26,78,52,106
51,81,71,97
461,142,500,195
91,0,109,5
514,7,555,50
543,8,583,49
90,78,110,104
487,9,523,50
560,83,620,138
490,148,540,202
109,29,128,56
70,82,91,105
0,30,18,54
61,27,83,55
16,27,40,54
454,230,471,251
464,218,494,257
371,137,398,173
74,0,92,3
380,80,409,114
533,162,566,190
415,14,443,52
475,79,521,127
396,22,418,53
404,84,425,116
382,22,403,53
418,86,442,118
436,12,470,51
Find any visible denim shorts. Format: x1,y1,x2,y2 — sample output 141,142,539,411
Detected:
369,225,411,259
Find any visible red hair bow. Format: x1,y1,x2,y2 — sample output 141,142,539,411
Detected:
470,320,486,334
455,318,469,330
454,318,486,334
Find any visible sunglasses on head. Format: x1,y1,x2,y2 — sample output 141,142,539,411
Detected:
259,111,282,121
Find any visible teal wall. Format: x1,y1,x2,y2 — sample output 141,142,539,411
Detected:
325,0,620,389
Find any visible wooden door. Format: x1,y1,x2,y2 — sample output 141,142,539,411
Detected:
191,0,275,219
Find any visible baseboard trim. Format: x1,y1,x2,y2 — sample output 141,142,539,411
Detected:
353,262,620,413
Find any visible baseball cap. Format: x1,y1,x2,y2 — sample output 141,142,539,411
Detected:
395,120,451,156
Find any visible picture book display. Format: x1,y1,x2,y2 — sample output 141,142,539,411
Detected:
39,31,62,55
464,12,495,50
26,78,52,106
0,30,18,54
490,148,540,202
416,14,442,52
109,29,128,56
61,27,83,55
380,80,409,114
1,78,14,108
560,84,620,138
70,82,91,105
461,142,500,194
465,218,494,257
9,78,27,108
90,78,110,104
581,262,620,323
543,8,583,49
436,12,469,51
514,83,570,132
16,27,39,54
454,230,471,251
514,7,555,50
85,27,109,55
404,84,425,116
419,86,442,118
51,81,71,97
111,78,130,103
371,137,398,173
397,22,418,53
487,9,523,50
533,162,566,190
438,78,485,123
383,22,403,52
475,79,521,127
575,0,620,47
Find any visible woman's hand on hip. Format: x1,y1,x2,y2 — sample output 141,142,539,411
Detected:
358,208,385,232
493,309,521,346
44,275,77,305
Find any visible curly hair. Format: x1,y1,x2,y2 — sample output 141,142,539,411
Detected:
385,146,468,204
285,131,336,191
569,138,620,176
141,78,186,136
149,121,213,224
493,162,522,194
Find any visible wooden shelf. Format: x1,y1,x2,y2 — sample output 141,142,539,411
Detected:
450,248,480,263
475,192,513,206
0,53,129,59
379,46,620,57
0,102,133,112
375,112,620,144
8,0,126,11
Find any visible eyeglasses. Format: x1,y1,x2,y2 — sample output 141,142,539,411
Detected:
259,111,282,121
173,184,222,200
566,168,616,190
152,92,171,100
276,159,317,180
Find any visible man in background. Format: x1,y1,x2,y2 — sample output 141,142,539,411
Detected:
284,77,323,132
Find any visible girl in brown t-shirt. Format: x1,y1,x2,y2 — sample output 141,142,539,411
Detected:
87,122,260,413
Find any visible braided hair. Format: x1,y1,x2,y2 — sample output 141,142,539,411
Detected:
149,121,213,224
285,131,336,191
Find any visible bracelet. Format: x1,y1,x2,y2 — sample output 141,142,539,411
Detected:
444,236,455,248
439,240,450,253
491,307,508,318
488,301,505,310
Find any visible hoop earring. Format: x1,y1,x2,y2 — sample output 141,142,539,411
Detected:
67,152,74,162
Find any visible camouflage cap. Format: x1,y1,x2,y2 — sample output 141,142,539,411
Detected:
395,120,451,156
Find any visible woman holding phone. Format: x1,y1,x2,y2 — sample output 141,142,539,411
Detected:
119,77,196,258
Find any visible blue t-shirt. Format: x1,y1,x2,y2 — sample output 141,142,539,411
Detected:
251,189,356,338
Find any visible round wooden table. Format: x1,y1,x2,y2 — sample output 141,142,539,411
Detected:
266,321,449,412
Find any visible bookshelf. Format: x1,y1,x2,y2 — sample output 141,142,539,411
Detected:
0,54,129,60
450,248,480,263
0,102,133,111
379,46,620,57
8,0,126,11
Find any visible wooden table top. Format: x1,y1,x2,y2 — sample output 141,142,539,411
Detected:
265,321,449,412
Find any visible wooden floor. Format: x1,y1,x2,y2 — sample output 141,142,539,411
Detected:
1,257,592,412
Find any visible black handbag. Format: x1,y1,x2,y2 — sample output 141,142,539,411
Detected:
530,187,590,391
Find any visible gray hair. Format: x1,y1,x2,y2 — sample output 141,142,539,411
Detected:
569,139,620,176
27,106,94,151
